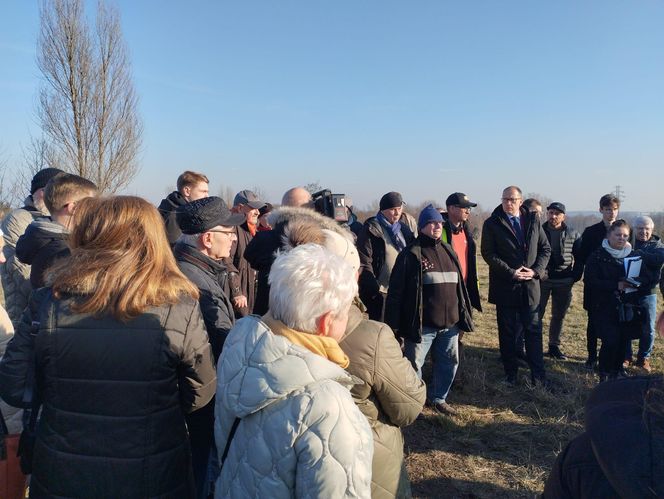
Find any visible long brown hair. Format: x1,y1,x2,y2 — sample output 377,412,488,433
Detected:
48,196,198,321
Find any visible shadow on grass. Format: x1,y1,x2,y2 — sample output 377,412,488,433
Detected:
405,342,593,497
404,414,566,470
410,476,537,499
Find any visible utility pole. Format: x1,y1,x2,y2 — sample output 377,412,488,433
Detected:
614,185,625,203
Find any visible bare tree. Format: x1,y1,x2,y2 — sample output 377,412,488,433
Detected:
304,181,322,195
218,184,235,207
250,186,269,203
0,147,12,214
37,0,142,193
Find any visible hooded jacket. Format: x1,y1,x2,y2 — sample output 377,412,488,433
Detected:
16,218,69,289
0,288,216,498
214,315,373,498
158,191,188,246
543,376,664,498
339,302,425,499
1,196,44,325
480,205,551,307
243,207,354,315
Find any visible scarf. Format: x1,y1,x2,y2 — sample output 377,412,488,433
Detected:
262,313,350,368
376,212,407,251
602,239,632,260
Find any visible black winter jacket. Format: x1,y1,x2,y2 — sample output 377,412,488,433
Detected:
633,235,664,295
577,221,610,310
175,242,234,360
358,215,415,320
583,247,629,340
158,191,187,246
15,218,69,289
0,288,216,499
543,376,664,499
542,221,582,280
385,236,474,343
441,218,482,312
480,206,551,307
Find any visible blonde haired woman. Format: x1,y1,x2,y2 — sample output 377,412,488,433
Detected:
0,196,216,499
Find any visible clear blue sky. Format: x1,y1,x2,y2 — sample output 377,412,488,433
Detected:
1,1,663,211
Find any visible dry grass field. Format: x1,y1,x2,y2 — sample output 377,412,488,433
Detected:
403,257,663,498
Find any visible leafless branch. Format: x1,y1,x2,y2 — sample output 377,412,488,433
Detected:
36,0,141,193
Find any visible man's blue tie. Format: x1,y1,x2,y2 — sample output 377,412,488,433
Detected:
510,216,524,245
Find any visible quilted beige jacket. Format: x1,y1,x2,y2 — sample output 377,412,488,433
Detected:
340,303,426,499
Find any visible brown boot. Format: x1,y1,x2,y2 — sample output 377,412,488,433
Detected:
636,357,652,373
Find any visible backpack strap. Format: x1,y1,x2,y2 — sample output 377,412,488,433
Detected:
219,417,241,469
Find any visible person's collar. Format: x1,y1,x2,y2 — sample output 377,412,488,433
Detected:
419,233,439,246
262,312,350,368
447,218,463,233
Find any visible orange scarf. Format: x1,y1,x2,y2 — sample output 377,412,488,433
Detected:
263,313,350,369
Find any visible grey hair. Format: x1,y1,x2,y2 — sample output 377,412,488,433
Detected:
503,185,523,196
268,243,358,333
634,215,654,228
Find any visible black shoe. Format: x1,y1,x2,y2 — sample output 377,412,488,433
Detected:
547,346,567,360
502,374,517,386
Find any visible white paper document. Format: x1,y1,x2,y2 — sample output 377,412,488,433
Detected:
623,256,642,293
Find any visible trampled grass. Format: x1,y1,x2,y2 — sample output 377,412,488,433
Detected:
403,258,663,498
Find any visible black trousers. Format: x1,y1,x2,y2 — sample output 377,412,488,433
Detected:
496,304,546,381
586,311,598,361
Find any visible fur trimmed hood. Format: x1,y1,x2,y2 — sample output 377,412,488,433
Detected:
268,206,354,252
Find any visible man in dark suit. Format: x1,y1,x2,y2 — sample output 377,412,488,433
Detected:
576,194,620,369
481,186,551,385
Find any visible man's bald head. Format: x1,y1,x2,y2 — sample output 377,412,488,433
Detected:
282,187,313,208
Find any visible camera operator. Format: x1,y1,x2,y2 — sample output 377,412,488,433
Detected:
244,187,355,315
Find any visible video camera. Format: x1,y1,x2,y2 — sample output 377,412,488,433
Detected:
311,189,349,223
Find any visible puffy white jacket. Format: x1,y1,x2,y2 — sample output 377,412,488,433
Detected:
214,316,373,499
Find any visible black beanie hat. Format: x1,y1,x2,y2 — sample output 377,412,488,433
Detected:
379,191,404,211
31,168,64,194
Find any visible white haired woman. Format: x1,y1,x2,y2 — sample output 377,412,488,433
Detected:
213,243,373,498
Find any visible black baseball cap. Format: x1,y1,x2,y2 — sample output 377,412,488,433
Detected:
445,192,477,208
546,202,566,214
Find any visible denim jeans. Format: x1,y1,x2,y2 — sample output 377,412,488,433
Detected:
625,293,658,360
539,278,574,347
404,325,459,404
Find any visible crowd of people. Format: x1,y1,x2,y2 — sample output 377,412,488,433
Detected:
0,168,663,498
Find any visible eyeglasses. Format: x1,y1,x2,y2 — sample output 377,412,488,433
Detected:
207,229,237,237
501,197,521,203
453,205,472,211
